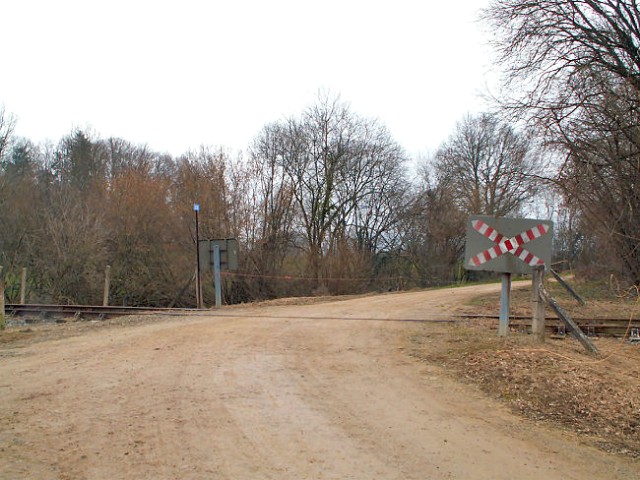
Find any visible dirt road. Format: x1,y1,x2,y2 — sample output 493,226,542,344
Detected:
1,284,636,479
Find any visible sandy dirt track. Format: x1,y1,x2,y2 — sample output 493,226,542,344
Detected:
1,284,636,479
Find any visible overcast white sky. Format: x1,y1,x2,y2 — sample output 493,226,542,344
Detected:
2,0,496,159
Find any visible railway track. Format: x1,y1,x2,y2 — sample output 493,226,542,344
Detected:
4,303,199,321
3,304,639,338
457,313,640,338
509,319,640,338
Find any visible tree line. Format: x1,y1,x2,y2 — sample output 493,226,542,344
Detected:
0,93,546,306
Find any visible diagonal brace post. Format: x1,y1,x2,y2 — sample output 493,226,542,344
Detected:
539,285,598,355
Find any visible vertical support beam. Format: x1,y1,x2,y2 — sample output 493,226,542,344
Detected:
531,266,546,341
0,266,5,330
194,205,203,309
498,272,511,337
194,267,201,309
103,265,111,307
20,267,27,305
213,244,222,308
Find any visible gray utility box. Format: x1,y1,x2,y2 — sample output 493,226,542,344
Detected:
464,216,553,274
199,238,239,272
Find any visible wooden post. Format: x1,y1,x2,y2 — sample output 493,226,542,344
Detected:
103,265,111,306
539,285,598,355
550,268,586,305
0,266,5,330
531,266,546,341
498,273,511,337
20,267,27,305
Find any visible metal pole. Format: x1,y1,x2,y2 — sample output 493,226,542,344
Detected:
498,272,511,337
194,204,202,309
213,244,222,308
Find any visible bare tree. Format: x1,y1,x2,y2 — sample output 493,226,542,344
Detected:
171,146,231,240
242,123,297,296
400,172,468,286
104,137,155,178
0,106,17,232
555,91,640,281
0,139,43,283
485,1,640,113
275,93,408,288
484,0,640,283
0,105,16,162
35,191,107,304
432,113,541,217
277,95,354,284
104,169,184,306
333,120,408,255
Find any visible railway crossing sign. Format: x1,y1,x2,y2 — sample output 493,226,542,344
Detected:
464,216,553,274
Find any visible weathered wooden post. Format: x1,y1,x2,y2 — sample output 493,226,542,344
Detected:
498,273,512,337
103,265,111,306
531,266,545,341
20,267,27,305
550,268,586,305
540,285,598,355
0,266,5,330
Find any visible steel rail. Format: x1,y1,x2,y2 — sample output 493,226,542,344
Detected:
5,303,199,319
3,304,639,337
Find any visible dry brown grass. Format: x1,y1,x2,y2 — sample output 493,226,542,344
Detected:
410,278,640,457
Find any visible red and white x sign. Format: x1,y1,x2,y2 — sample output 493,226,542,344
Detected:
469,219,550,268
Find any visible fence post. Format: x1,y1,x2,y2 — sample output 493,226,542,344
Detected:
20,267,27,305
103,265,111,307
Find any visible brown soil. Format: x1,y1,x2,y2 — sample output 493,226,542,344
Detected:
1,283,638,479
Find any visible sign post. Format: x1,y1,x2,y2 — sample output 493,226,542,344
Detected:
198,238,239,308
465,216,553,337
194,203,202,309
498,273,511,337
531,266,545,340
